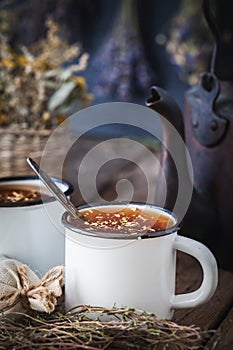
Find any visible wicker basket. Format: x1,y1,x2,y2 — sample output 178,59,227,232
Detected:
0,128,54,177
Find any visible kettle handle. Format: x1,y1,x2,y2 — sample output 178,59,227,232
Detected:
187,72,228,147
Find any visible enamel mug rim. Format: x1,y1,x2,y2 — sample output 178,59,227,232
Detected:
62,201,179,240
0,175,73,207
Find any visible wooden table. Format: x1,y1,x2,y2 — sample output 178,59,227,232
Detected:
2,133,233,349
174,253,233,349
61,135,233,350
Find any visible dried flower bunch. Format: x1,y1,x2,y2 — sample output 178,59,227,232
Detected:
0,18,93,129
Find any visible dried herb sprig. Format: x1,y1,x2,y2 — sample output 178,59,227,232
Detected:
0,305,216,349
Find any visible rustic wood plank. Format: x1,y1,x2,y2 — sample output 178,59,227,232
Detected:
174,262,233,330
63,135,233,347
173,253,233,348
205,306,233,350
2,130,233,348
61,135,233,350
176,251,203,294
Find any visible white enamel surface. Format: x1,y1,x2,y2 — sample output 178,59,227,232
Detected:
171,236,218,308
0,179,69,276
65,230,176,319
64,204,218,319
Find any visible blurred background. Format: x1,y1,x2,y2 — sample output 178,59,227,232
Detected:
0,0,218,109
0,0,232,167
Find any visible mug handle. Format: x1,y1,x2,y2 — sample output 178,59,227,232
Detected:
171,235,218,309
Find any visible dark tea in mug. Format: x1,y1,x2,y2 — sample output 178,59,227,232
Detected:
0,184,51,205
69,204,175,236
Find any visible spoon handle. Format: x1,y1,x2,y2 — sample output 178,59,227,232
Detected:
27,157,78,218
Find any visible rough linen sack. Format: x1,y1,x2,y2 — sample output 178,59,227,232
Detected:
0,256,64,316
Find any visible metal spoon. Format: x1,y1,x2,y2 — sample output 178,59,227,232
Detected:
26,157,80,219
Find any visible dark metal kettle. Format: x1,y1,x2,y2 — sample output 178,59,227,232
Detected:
146,0,233,271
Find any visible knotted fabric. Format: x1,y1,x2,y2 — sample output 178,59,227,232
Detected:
0,257,64,315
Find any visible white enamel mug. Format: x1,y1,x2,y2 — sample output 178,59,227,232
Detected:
0,176,73,276
63,202,218,319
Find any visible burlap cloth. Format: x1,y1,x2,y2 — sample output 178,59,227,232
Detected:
0,256,64,316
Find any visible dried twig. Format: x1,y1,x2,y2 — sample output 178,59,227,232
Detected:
0,305,216,349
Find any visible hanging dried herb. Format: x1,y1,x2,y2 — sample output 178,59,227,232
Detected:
92,0,156,101
0,17,93,129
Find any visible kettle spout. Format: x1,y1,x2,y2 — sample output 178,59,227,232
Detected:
145,86,192,213
146,86,184,138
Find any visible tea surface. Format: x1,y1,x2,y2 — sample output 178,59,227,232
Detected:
0,185,50,203
70,206,174,235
